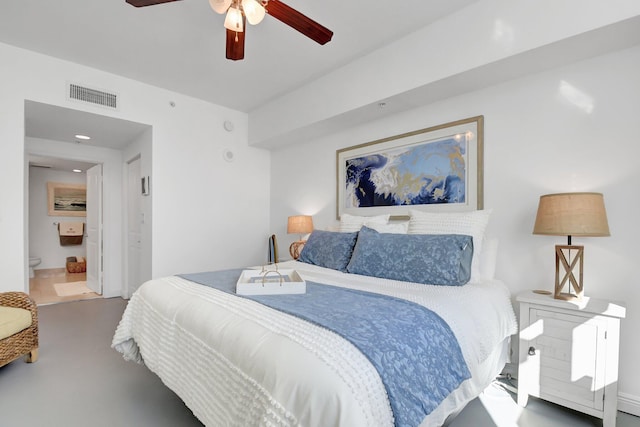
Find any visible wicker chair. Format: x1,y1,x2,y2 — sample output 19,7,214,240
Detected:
0,292,39,368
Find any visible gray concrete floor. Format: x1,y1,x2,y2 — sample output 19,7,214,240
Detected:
0,297,637,426
0,298,202,427
449,378,639,427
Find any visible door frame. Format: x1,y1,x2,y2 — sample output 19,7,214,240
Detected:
25,152,103,291
85,163,103,294
124,154,142,298
24,141,122,298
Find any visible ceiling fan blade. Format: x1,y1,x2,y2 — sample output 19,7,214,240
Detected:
266,0,333,45
126,0,181,7
226,26,246,61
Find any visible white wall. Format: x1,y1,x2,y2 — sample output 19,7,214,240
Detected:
270,45,640,411
28,166,88,269
0,41,271,295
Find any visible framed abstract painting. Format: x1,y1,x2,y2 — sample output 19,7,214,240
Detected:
336,116,483,219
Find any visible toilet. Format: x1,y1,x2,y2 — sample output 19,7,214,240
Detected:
28,256,41,279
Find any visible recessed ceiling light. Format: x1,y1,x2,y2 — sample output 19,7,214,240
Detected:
73,169,83,173
75,134,91,140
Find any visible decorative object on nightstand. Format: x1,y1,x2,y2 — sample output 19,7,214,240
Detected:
516,291,625,427
268,234,279,264
532,192,610,300
287,215,313,260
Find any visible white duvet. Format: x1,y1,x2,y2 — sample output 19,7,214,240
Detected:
112,261,517,427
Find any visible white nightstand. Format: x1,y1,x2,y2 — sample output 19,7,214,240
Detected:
516,291,626,427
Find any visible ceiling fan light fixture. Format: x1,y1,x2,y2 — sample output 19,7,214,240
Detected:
209,0,232,14
224,6,244,32
242,0,265,25
125,0,332,61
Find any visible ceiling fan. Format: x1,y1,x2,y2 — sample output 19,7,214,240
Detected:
126,0,333,61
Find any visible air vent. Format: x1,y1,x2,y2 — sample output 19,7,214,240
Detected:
67,83,118,110
30,164,52,169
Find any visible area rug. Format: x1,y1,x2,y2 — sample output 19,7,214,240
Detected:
53,281,94,297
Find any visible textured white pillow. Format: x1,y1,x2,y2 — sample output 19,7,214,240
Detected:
407,209,492,283
339,213,390,232
479,237,498,281
366,221,408,234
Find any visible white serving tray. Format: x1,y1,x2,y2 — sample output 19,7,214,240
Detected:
236,268,306,295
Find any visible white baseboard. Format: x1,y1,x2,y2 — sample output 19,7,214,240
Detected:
618,392,640,417
500,363,640,417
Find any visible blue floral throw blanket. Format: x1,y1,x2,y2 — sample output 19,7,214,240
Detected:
180,269,471,427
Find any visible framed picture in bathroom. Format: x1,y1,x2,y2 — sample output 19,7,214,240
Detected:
47,182,87,217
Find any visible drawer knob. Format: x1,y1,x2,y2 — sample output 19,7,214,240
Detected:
528,346,536,356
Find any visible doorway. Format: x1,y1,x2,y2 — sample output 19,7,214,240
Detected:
27,157,101,305
24,100,152,302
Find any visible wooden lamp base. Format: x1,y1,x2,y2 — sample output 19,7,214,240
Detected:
289,240,306,260
554,244,584,300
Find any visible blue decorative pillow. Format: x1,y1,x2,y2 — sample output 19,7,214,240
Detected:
346,226,473,286
298,230,359,272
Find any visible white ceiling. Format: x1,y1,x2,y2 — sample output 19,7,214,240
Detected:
0,0,478,113
29,155,97,174
8,1,640,157
25,101,151,149
24,100,152,172
4,0,478,161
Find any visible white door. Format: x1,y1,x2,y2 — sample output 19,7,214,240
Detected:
86,164,103,294
127,158,142,297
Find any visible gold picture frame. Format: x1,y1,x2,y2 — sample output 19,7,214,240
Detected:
47,182,87,217
336,116,484,220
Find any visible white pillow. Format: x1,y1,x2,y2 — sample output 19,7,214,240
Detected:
407,209,492,283
326,223,340,232
339,213,390,232
366,221,408,234
479,237,498,281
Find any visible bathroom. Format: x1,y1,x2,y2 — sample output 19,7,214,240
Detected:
28,157,100,304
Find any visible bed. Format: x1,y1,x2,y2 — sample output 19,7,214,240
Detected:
113,211,517,427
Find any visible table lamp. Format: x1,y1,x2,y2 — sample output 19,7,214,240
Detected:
287,215,314,260
533,192,610,300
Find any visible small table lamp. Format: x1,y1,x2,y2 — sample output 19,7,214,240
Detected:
287,215,314,260
533,192,610,300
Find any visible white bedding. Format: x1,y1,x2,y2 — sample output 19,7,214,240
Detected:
112,261,517,427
